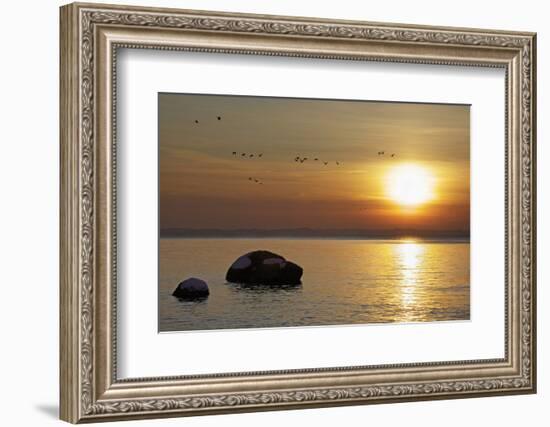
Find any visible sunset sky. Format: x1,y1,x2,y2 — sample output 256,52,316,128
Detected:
159,93,470,236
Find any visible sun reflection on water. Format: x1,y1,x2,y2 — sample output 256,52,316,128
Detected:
396,242,425,319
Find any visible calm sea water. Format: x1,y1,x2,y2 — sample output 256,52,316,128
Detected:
159,238,470,332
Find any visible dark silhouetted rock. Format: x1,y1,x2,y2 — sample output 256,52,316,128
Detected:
226,250,303,285
172,277,209,300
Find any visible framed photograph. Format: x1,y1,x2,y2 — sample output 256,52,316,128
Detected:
60,2,537,423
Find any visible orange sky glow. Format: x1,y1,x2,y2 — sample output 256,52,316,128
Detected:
159,93,470,237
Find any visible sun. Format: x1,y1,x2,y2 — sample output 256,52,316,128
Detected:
386,164,435,207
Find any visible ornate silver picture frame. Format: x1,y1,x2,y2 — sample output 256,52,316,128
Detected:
60,2,536,423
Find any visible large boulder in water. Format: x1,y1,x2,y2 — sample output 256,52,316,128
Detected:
226,250,303,285
172,277,209,299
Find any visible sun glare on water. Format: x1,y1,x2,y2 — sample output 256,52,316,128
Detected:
386,164,435,207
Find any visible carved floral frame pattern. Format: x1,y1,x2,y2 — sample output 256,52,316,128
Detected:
60,2,536,423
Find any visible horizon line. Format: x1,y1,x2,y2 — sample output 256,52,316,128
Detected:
160,227,470,240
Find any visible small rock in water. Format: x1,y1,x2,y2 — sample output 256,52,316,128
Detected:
172,277,209,300
226,250,303,285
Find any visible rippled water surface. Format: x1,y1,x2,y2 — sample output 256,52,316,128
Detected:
159,238,469,332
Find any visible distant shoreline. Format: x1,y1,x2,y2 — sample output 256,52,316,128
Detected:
160,228,470,242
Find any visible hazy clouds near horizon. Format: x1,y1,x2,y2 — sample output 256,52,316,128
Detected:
159,93,470,234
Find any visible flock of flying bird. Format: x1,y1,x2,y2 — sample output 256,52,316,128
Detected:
232,151,263,158
293,156,339,166
192,114,398,186
194,116,222,124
